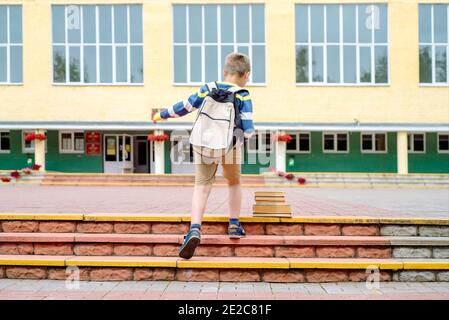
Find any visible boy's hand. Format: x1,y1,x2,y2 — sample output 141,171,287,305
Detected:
152,111,162,123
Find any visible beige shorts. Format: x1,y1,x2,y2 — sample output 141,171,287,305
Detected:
194,147,242,186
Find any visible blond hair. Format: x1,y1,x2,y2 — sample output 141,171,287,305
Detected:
223,53,251,76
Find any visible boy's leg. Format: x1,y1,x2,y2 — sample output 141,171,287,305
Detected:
222,148,245,238
190,184,213,225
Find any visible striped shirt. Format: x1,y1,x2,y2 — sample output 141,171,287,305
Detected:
160,82,255,133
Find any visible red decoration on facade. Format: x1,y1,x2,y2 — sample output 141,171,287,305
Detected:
25,133,46,142
31,164,41,171
85,132,101,156
147,134,169,142
274,134,293,143
21,168,32,175
86,132,101,144
1,177,11,182
277,171,286,177
86,143,101,156
297,177,306,185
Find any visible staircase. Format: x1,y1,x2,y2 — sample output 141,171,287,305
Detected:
0,213,448,282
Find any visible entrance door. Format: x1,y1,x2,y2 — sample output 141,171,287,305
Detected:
104,134,133,173
134,136,155,173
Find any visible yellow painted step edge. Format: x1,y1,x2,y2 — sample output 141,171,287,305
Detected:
0,257,66,267
402,261,449,270
65,258,177,268
83,214,182,222
177,260,290,269
0,213,84,221
288,260,403,270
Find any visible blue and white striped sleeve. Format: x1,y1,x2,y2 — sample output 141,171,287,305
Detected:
236,91,255,134
160,84,209,119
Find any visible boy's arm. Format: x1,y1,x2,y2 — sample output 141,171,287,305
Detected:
236,91,255,138
158,85,209,120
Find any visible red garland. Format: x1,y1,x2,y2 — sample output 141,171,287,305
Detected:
285,173,295,180
147,134,169,142
273,134,293,143
297,177,306,185
1,177,11,183
31,164,41,171
25,133,46,142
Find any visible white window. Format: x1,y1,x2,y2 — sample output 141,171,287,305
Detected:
22,131,48,154
173,4,266,85
295,4,389,85
52,5,143,84
0,5,23,84
171,136,193,163
419,4,449,85
323,132,349,153
286,132,311,153
438,133,449,153
0,131,10,153
59,131,85,153
246,132,272,154
408,133,426,153
361,132,387,153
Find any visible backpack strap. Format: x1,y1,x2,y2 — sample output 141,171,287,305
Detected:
206,81,217,92
226,85,244,94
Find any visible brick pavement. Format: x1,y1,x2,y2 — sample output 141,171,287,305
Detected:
0,279,448,300
0,185,448,218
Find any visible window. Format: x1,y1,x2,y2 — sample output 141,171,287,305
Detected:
173,4,266,85
323,132,349,153
286,132,311,153
361,133,387,153
408,133,426,153
438,133,449,153
419,4,448,84
246,132,272,154
295,4,388,85
171,137,194,163
22,131,48,154
0,5,22,84
59,131,85,153
52,5,143,84
0,131,10,153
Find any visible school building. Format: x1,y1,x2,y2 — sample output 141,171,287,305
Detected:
0,0,448,175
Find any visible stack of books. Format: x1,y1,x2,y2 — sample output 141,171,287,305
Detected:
252,191,292,218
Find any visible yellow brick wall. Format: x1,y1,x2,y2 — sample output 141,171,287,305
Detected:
0,0,448,124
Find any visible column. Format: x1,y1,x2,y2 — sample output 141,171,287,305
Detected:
153,130,165,174
275,131,286,173
397,131,408,175
34,129,46,171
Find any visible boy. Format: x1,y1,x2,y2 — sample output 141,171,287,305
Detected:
152,53,255,259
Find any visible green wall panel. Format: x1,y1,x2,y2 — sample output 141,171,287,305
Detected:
286,132,397,173
409,133,449,173
0,130,34,170
45,131,103,173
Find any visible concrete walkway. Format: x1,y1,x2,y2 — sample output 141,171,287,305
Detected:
0,279,448,300
0,185,448,218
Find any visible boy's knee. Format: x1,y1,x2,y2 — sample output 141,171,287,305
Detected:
225,176,240,186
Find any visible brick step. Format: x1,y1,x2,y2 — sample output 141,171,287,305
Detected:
0,255,448,282
2,217,449,238
1,233,448,258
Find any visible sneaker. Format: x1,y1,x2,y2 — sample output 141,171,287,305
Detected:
228,222,246,239
179,227,201,259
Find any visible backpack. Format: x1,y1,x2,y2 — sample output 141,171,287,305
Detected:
189,82,244,160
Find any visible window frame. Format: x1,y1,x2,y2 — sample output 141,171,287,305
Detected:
246,131,272,154
407,132,427,154
437,132,449,154
0,130,11,153
0,5,23,85
22,131,48,154
51,4,144,86
59,131,85,154
419,4,449,86
322,132,350,153
360,132,388,154
172,4,267,86
286,131,311,154
295,4,390,86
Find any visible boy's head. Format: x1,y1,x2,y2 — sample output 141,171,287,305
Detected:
223,53,251,86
